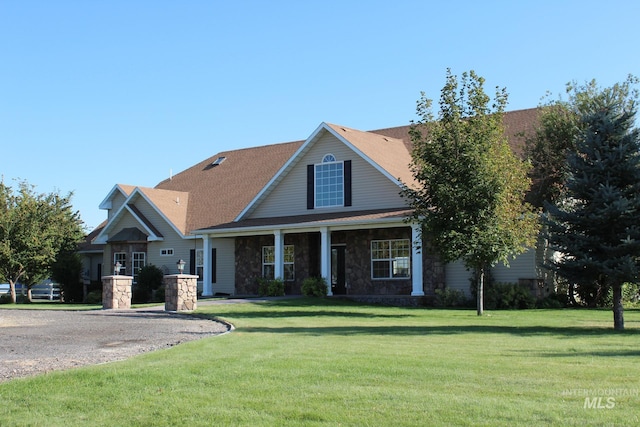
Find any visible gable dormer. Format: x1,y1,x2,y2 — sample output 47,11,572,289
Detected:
240,123,411,220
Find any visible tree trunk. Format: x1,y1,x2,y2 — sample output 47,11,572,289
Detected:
568,283,578,306
612,283,624,331
477,268,484,316
9,281,16,304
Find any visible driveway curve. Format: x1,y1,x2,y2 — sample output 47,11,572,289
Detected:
0,306,230,382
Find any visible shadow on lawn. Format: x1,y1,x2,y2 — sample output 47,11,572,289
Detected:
211,309,414,319
239,324,640,337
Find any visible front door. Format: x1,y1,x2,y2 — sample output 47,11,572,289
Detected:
331,246,346,295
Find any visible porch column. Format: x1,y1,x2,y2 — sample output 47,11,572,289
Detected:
411,223,424,296
202,235,213,296
320,227,332,296
274,230,284,279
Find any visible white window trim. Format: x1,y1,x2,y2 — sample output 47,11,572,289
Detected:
132,252,146,284
262,245,295,281
315,154,344,208
371,239,411,280
160,248,174,256
113,252,127,274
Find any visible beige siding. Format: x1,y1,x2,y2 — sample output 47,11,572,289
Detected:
445,260,473,296
131,196,182,238
249,131,408,219
109,192,128,221
212,238,236,295
445,250,538,297
146,238,197,275
492,249,537,283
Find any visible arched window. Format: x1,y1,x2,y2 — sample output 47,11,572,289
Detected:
315,154,343,207
322,153,336,163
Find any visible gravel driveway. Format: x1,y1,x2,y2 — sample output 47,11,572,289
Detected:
0,306,230,382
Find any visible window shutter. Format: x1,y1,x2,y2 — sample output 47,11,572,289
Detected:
189,249,196,275
307,164,314,209
344,160,352,207
211,248,217,284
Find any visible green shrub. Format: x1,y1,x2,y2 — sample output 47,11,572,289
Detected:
485,282,536,310
0,293,12,304
434,288,468,307
85,290,102,304
257,277,285,297
301,277,328,297
133,264,164,303
154,285,165,303
536,293,566,309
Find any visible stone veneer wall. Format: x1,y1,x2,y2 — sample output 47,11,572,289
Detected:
235,233,312,295
102,275,133,309
234,226,445,297
164,275,198,312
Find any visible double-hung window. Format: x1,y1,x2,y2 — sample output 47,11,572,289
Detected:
113,252,127,274
371,239,411,279
132,252,146,283
262,245,295,281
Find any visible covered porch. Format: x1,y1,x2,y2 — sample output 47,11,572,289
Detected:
196,209,442,298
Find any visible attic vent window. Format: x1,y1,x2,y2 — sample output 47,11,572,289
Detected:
322,154,336,163
211,156,226,167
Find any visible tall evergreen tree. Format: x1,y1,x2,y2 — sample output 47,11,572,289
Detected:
402,70,538,315
544,92,640,330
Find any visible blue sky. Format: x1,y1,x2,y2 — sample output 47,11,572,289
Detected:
1,0,638,231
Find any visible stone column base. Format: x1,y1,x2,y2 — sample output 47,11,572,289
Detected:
164,274,198,312
102,275,133,309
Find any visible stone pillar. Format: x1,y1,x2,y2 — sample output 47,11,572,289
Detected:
102,275,133,309
164,274,199,312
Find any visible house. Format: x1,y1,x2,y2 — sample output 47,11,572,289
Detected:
79,108,548,302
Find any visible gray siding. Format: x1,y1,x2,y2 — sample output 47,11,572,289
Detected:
249,131,407,219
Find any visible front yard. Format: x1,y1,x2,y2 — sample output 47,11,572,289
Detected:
0,298,638,426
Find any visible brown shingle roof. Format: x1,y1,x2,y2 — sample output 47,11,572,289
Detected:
155,141,303,232
135,187,189,235
326,123,417,188
150,108,539,234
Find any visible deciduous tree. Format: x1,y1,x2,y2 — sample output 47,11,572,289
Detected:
402,69,538,315
0,180,85,303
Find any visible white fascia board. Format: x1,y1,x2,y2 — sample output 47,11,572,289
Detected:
234,122,330,221
98,184,129,210
325,127,404,188
133,188,188,238
93,188,164,243
196,216,409,238
123,205,162,241
93,193,133,243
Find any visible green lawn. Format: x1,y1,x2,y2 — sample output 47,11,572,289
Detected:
0,299,638,426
